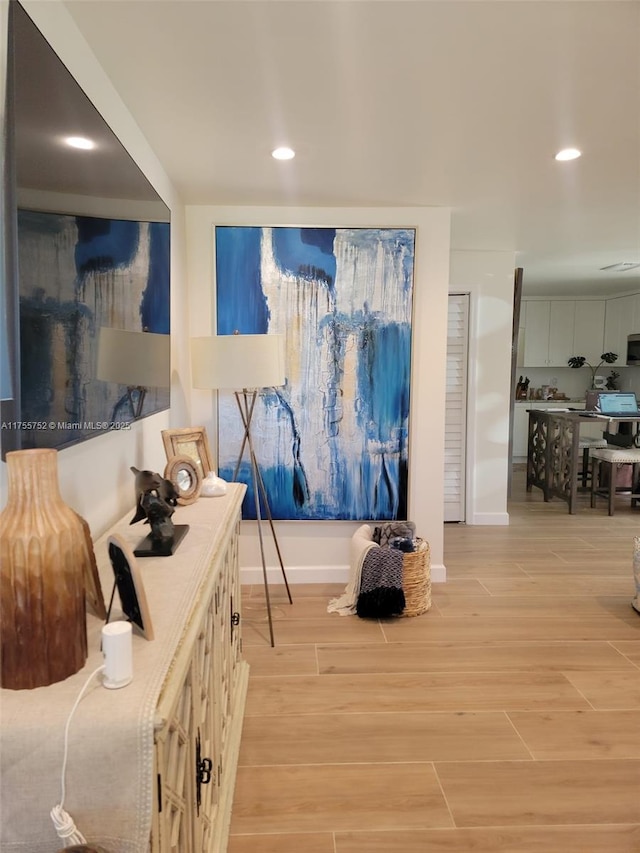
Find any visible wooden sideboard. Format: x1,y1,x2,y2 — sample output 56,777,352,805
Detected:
150,484,247,852
0,484,248,853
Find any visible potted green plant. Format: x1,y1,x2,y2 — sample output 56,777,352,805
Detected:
567,352,618,389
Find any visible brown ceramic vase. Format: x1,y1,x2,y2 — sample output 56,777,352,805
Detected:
0,448,88,689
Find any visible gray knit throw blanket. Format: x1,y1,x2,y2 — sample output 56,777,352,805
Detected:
373,521,416,546
356,546,405,618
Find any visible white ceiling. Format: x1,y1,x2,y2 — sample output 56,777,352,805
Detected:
54,1,640,296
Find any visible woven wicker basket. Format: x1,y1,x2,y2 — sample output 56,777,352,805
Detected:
401,539,431,617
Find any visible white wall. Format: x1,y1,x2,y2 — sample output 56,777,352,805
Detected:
450,250,516,525
1,1,188,539
186,206,451,583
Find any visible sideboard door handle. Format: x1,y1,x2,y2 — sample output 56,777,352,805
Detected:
195,729,213,816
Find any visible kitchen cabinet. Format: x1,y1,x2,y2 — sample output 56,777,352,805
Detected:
549,301,577,364
522,299,606,367
604,293,640,362
573,301,605,363
522,301,575,366
513,404,532,457
522,301,550,366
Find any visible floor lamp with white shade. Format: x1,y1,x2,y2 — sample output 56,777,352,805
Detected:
191,333,292,646
96,327,170,420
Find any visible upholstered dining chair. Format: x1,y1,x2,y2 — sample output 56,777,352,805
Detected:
590,446,640,515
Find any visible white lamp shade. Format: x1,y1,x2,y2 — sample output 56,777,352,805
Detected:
96,327,170,388
191,334,285,390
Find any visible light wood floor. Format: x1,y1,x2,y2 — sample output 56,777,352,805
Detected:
228,468,640,853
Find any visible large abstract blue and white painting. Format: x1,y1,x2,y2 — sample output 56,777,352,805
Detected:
18,210,170,450
215,226,415,521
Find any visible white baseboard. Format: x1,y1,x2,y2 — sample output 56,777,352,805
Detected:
468,512,510,526
240,562,447,585
240,564,349,585
431,563,446,582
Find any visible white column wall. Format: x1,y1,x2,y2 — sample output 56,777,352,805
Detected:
450,250,516,525
186,205,451,583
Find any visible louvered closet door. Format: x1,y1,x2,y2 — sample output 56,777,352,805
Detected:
445,294,469,522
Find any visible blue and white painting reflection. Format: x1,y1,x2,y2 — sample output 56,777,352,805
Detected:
216,226,415,521
18,210,170,449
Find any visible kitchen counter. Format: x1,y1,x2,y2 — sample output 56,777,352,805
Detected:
513,401,589,459
526,410,592,513
515,399,585,405
526,409,640,513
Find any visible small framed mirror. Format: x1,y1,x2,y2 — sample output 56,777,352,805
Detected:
161,427,214,480
164,455,202,505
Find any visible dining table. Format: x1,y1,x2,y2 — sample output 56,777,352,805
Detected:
526,408,640,513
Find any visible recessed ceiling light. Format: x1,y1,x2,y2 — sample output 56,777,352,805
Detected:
272,147,295,160
555,148,581,161
65,136,95,150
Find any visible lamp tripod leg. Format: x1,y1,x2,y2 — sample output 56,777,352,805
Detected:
232,391,256,482
233,389,292,646
253,460,293,604
249,448,275,647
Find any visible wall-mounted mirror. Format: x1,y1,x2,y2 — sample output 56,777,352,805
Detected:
2,1,171,454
